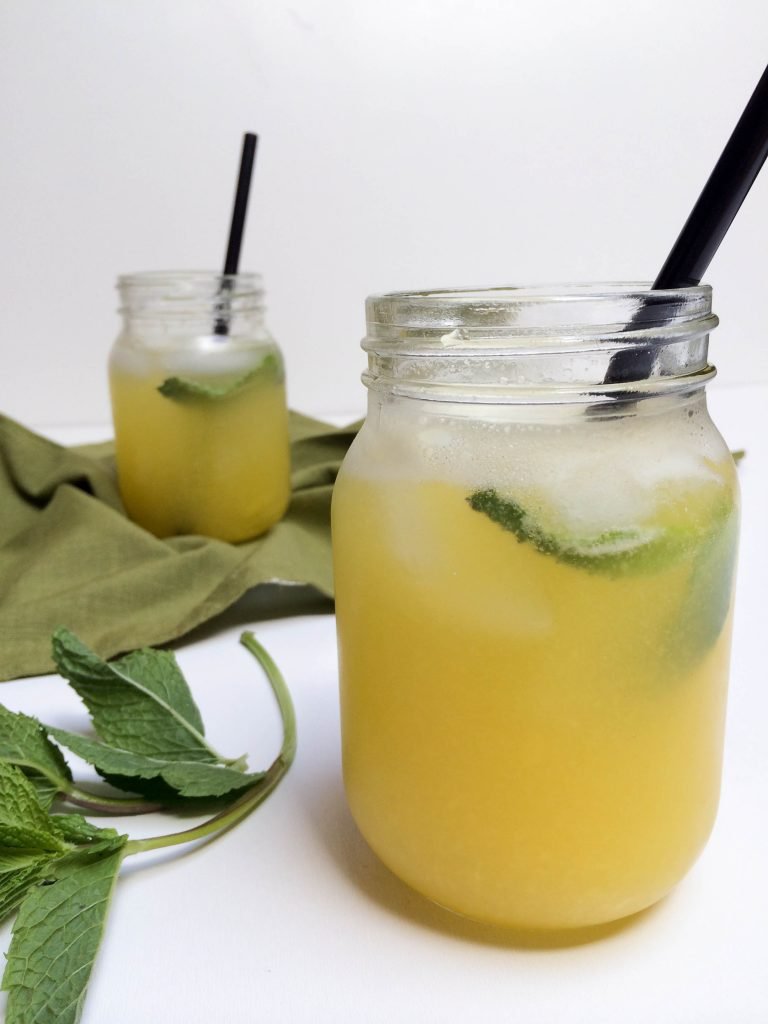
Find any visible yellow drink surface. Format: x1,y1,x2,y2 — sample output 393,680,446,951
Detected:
110,355,290,541
333,466,737,929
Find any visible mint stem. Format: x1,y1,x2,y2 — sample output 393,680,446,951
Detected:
64,784,163,816
123,632,296,856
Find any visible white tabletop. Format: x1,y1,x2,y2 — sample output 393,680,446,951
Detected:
1,386,767,1024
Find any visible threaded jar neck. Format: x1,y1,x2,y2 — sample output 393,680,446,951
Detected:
363,283,718,405
117,271,266,342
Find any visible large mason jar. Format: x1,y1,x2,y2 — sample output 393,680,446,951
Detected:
332,284,739,930
109,271,290,541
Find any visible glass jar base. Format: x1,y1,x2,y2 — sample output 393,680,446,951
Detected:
422,884,672,933
346,802,693,934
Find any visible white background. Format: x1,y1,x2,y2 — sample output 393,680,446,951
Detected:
1,0,768,428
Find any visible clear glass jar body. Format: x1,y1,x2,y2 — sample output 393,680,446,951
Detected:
332,284,739,930
109,271,290,541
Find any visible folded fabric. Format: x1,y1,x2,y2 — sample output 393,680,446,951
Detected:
0,412,358,681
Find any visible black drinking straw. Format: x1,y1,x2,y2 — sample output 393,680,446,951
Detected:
603,63,768,385
214,132,258,336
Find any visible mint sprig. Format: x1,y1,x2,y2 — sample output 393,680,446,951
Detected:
0,630,296,1023
157,351,281,401
467,488,683,575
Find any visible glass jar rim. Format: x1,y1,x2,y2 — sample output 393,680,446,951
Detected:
365,281,713,344
117,269,262,290
367,281,710,302
116,270,265,318
362,281,717,404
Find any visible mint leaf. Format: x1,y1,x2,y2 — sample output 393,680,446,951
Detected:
467,488,668,574
467,487,728,577
0,850,52,872
49,815,123,848
0,706,72,806
468,487,738,662
47,728,264,799
52,629,238,765
0,763,69,923
0,815,123,925
23,775,60,812
0,856,53,922
0,705,165,815
0,762,67,855
157,351,281,401
2,843,126,1024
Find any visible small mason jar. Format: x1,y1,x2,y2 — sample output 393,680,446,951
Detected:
109,271,290,542
332,283,739,930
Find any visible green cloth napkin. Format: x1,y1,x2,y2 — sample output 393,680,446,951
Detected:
0,412,358,681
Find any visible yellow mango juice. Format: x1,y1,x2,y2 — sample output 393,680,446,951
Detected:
333,447,737,929
109,350,290,541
